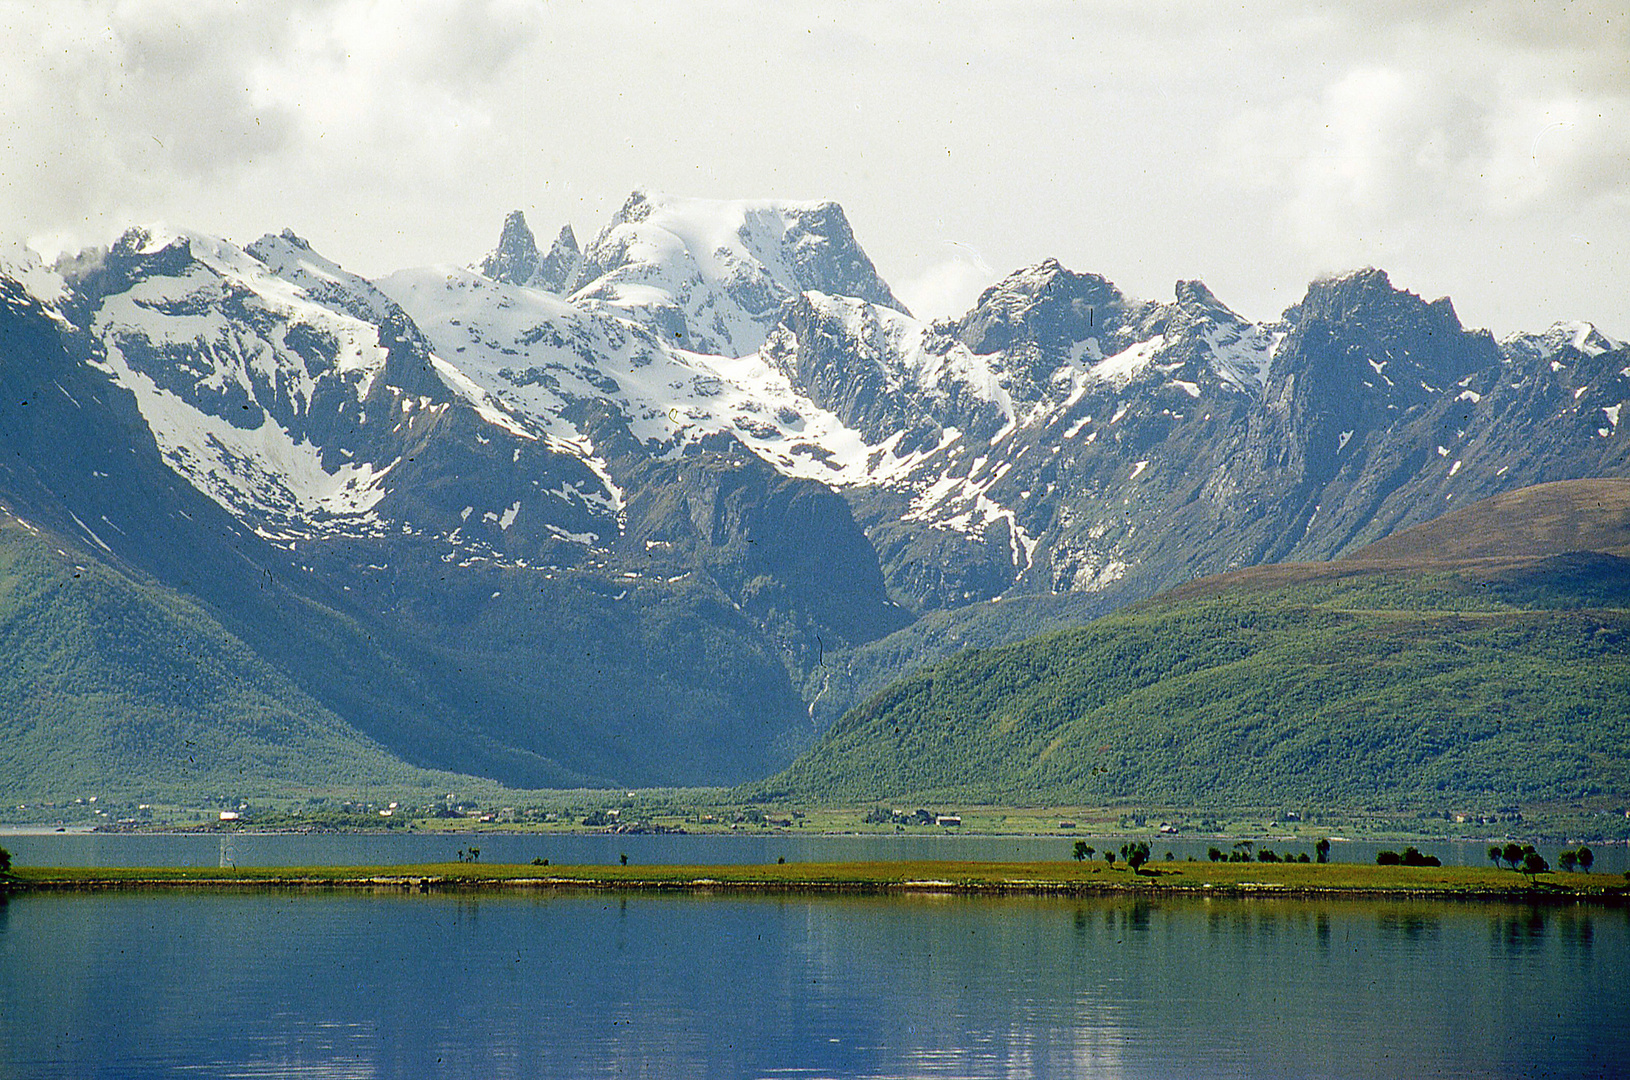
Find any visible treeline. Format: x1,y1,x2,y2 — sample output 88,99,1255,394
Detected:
1206,838,1332,864
1480,842,1596,877
1375,846,1441,867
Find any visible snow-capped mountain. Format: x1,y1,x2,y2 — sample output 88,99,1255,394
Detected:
565,190,908,357
68,226,415,538
49,225,620,564
2,190,1625,792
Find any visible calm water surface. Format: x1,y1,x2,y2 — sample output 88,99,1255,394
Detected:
0,889,1622,1079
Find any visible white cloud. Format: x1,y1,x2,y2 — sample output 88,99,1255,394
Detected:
1479,94,1630,213
895,243,998,324
0,0,541,254
1276,67,1495,247
1204,7,1630,329
0,1,1624,336
1232,62,1630,244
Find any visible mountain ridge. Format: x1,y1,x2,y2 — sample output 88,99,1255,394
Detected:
1,191,1626,798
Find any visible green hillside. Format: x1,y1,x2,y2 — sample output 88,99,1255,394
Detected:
0,513,478,803
749,482,1630,808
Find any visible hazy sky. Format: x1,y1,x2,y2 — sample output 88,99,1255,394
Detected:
3,1,1625,336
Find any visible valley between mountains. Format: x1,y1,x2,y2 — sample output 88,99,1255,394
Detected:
1,192,1626,811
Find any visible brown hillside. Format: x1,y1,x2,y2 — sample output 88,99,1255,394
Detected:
1152,478,1630,605
1344,478,1630,563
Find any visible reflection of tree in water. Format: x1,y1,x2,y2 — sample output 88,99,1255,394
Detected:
1490,908,1551,953
1557,911,1596,951
1538,912,1590,957
1189,903,1347,944
1377,908,1441,941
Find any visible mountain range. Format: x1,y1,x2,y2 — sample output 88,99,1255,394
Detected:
1,191,1625,801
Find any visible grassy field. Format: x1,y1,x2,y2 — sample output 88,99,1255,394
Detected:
6,860,1627,902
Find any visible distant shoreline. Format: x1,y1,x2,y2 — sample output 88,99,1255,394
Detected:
7,822,1613,845
6,861,1626,904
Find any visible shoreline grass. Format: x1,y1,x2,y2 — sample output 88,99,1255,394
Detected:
5,860,1626,903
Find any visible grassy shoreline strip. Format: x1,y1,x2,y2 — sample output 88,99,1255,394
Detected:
4,861,1627,903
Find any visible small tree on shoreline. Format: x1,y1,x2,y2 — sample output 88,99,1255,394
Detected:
1521,851,1550,881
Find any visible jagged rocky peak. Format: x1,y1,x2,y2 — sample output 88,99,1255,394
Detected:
953,259,1138,356
1172,279,1239,322
50,226,222,323
475,211,581,293
1278,267,1497,394
1139,279,1279,394
110,224,172,257
611,188,655,228
1124,279,1250,341
246,228,358,290
1290,267,1459,336
774,199,910,316
480,210,541,285
535,224,582,293
87,226,190,277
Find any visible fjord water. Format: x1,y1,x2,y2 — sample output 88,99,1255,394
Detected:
2,890,1622,1079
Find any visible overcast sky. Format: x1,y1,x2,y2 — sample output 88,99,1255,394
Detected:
3,0,1625,336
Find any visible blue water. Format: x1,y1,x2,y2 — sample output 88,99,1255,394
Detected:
1,889,1623,1079
4,829,1623,872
